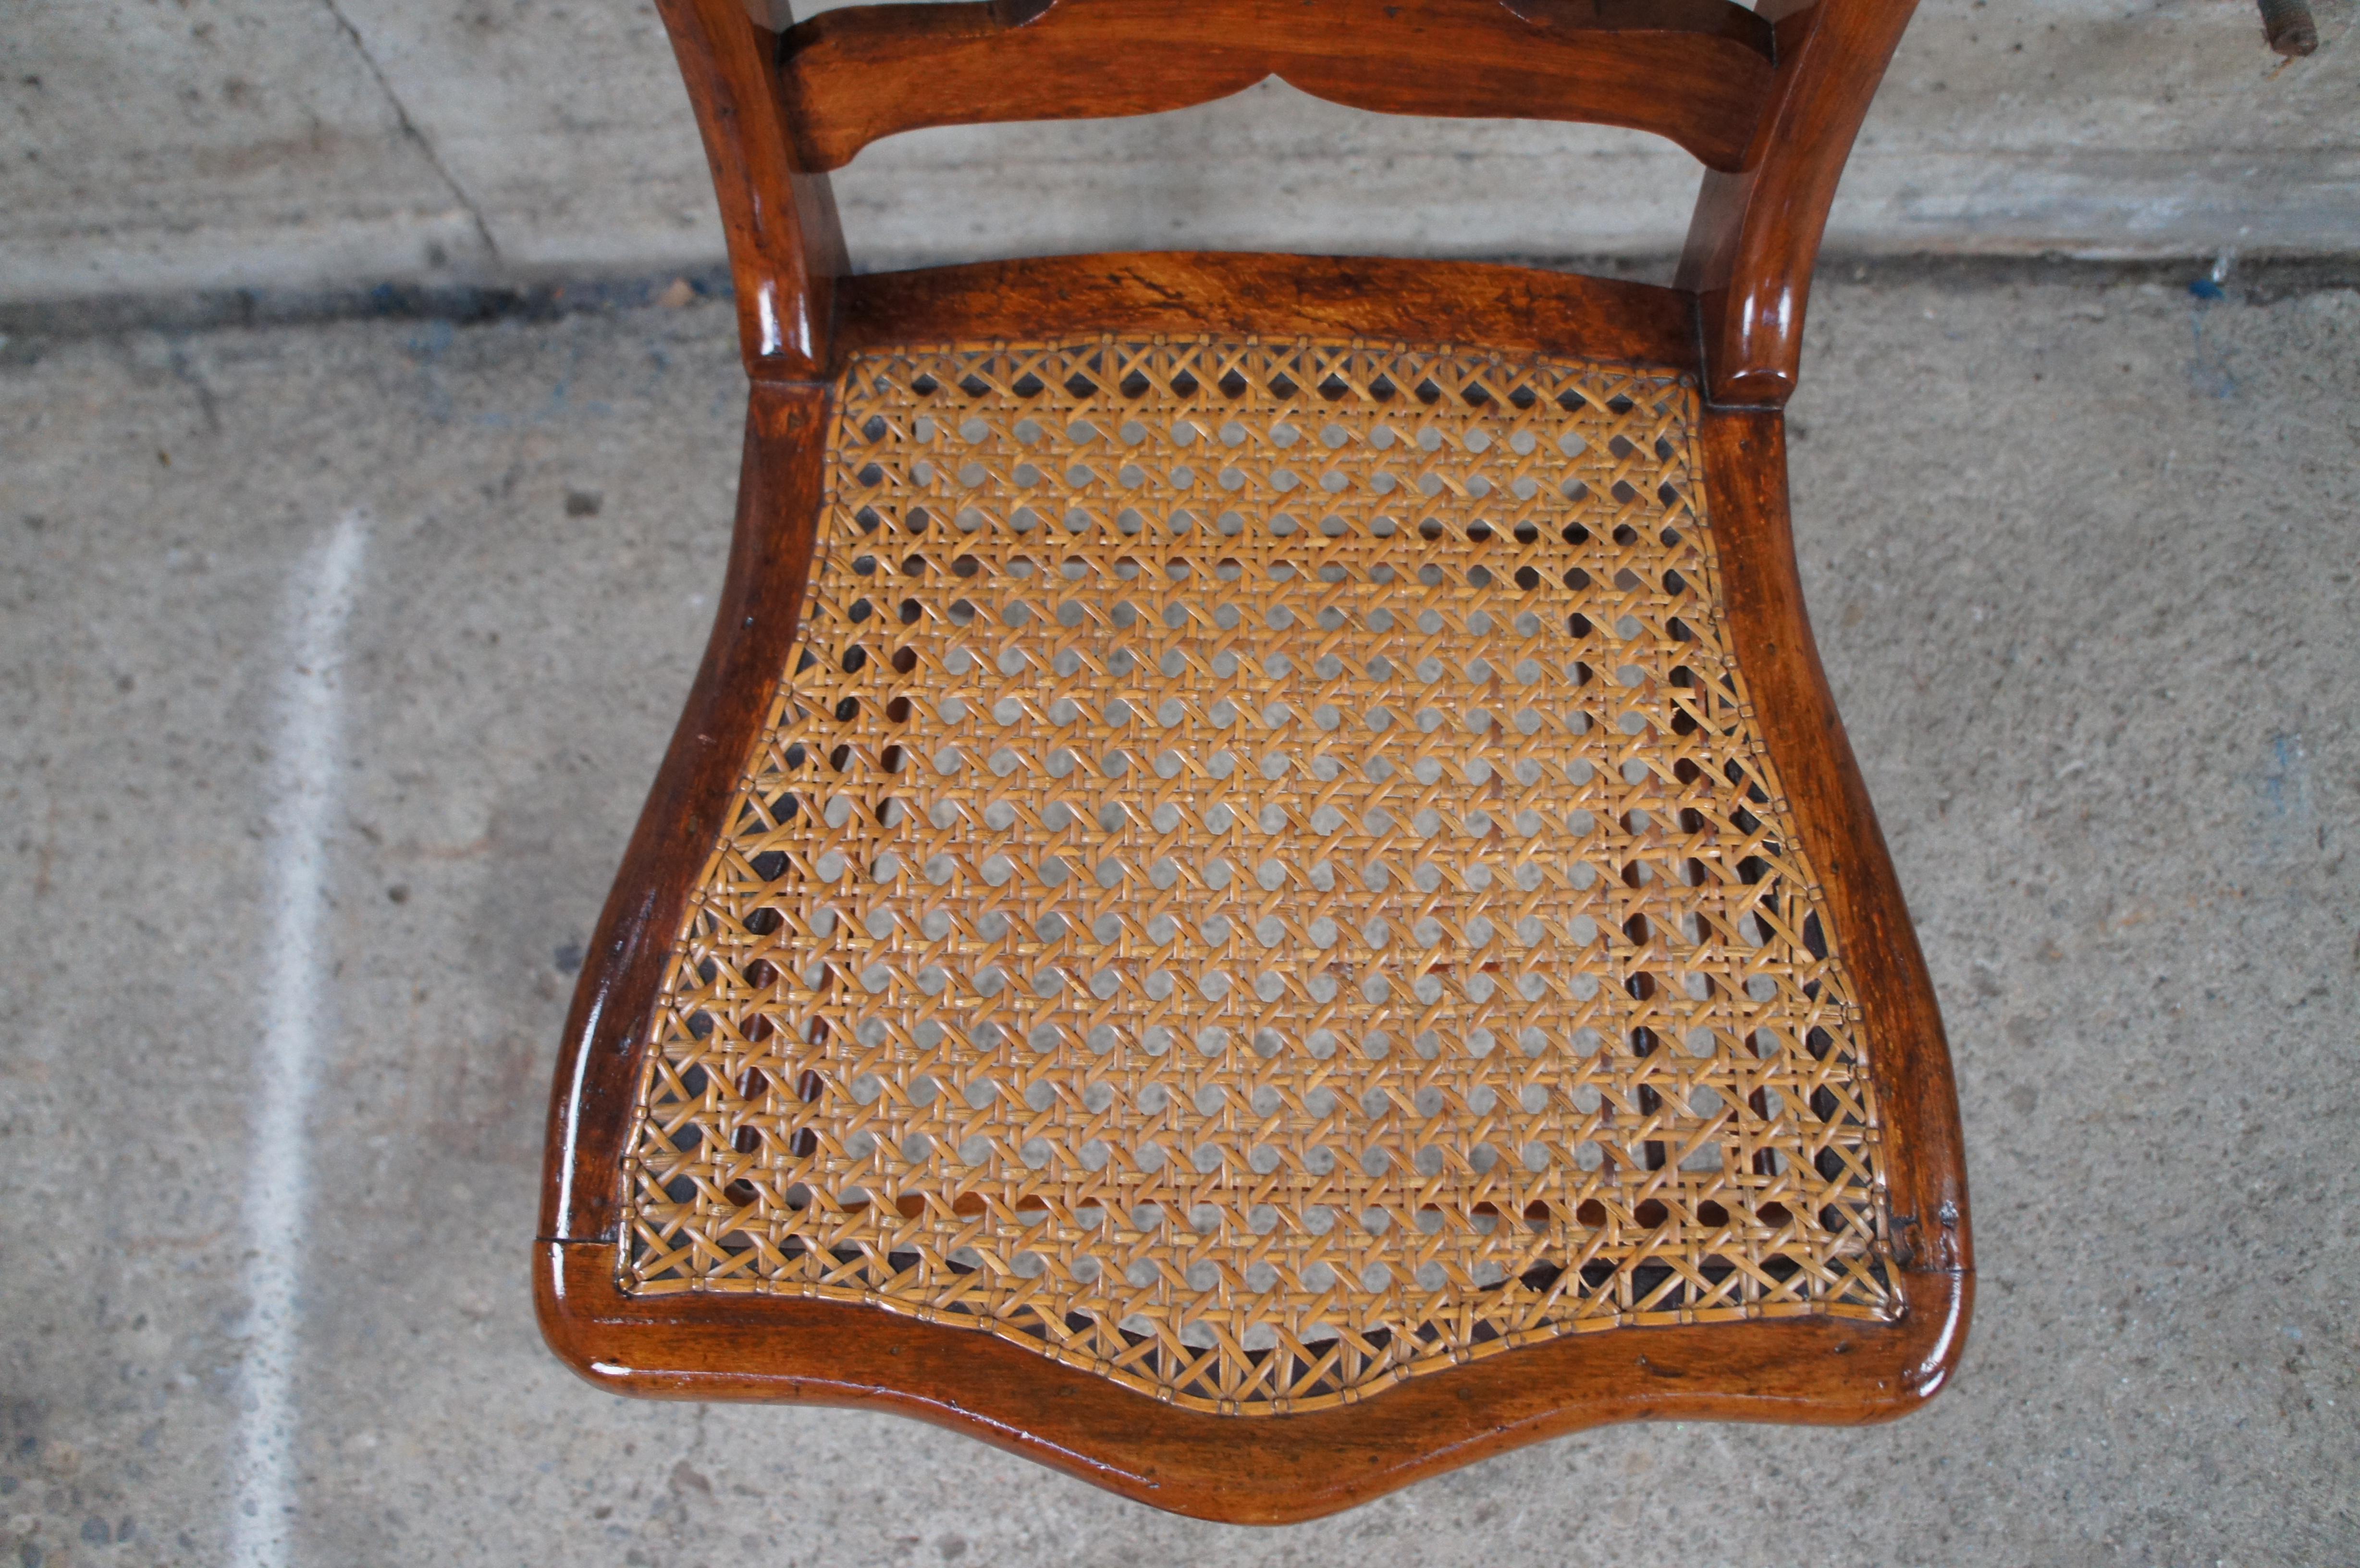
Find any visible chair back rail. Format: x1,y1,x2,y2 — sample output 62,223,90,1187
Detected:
780,0,1774,173
656,0,1914,403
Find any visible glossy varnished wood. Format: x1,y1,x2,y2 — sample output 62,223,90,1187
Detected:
778,0,1776,175
541,382,830,1243
655,0,845,378
654,0,1918,404
537,258,1973,1520
835,251,1703,375
1699,407,1969,1274
1678,0,1920,405
539,1243,1966,1522
544,0,1967,1519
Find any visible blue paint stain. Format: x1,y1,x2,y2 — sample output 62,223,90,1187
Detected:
2264,732,2304,817
2257,731,2322,866
2187,306,2239,401
406,318,455,361
402,318,458,422
471,341,607,428
2188,278,2225,301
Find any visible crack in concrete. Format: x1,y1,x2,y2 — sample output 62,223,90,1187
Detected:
5,255,2357,348
166,342,224,433
314,0,501,262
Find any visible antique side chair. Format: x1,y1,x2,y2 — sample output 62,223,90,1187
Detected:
537,0,1971,1521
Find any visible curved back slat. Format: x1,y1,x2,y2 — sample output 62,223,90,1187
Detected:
778,0,1775,173
656,0,1917,403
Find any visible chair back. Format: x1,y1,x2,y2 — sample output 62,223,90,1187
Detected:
655,0,1913,402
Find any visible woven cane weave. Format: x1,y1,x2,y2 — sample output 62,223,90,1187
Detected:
621,337,1895,1413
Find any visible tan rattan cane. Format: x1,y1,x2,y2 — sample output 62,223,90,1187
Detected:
620,336,1892,1415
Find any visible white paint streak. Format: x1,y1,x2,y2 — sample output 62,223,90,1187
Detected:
228,511,368,1568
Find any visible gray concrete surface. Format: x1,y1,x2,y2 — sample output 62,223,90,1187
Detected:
6,0,2360,308
3,276,2357,1566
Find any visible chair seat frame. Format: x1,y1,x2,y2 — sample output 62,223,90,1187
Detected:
537,0,1970,1524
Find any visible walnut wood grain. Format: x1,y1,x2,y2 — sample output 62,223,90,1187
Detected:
1699,405,1970,1274
1678,0,1920,406
663,0,1914,401
538,1242,1967,1522
537,253,1972,1518
543,0,1963,1516
655,0,845,379
541,382,831,1243
778,0,1775,174
835,250,1702,375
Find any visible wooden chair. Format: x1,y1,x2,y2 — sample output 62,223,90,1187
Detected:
537,0,1971,1521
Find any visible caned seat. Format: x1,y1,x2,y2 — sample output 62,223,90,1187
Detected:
539,0,1971,1522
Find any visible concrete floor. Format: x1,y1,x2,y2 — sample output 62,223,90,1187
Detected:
1,275,2355,1566
10,0,2360,305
